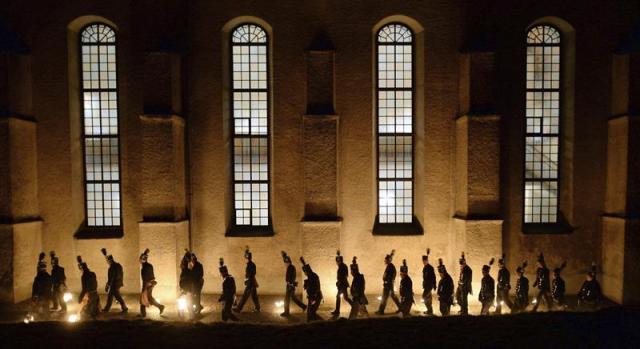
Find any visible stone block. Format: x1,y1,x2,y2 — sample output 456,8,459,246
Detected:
0,220,42,303
455,115,500,217
302,115,339,219
140,114,187,221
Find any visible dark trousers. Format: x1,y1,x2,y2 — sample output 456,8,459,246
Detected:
236,283,260,311
222,300,238,321
284,286,306,314
514,295,529,312
495,288,513,314
33,298,51,319
456,288,469,314
82,292,100,319
439,299,452,316
422,290,433,314
51,286,67,312
531,289,552,312
400,300,413,317
480,299,493,315
104,287,127,311
193,288,203,312
307,297,322,322
334,287,353,313
140,286,163,316
378,285,400,313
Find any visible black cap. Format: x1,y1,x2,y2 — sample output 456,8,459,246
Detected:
516,261,528,274
459,252,466,265
219,258,228,274
300,256,311,273
37,252,47,271
437,258,446,273
400,259,408,273
422,248,431,261
498,253,505,265
77,255,88,270
49,251,59,266
335,250,343,263
101,248,114,262
385,249,395,262
350,256,359,273
244,246,252,260
588,262,597,278
281,251,291,263
140,248,150,262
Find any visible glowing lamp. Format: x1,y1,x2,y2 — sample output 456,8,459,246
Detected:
274,300,284,307
23,314,34,324
377,296,382,301
500,301,505,306
63,292,73,303
67,314,79,323
532,299,538,305
177,296,188,311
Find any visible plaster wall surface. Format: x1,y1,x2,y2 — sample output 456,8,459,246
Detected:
0,0,638,303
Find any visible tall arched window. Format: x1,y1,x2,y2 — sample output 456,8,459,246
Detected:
376,24,414,224
230,24,270,227
524,25,561,224
79,23,121,227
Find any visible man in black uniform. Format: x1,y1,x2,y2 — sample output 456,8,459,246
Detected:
77,256,100,319
422,248,436,315
190,253,204,314
495,254,513,314
578,262,602,310
179,250,193,299
101,248,127,313
531,253,552,312
349,256,368,319
376,250,401,315
479,258,495,315
456,252,473,315
49,251,67,313
436,258,454,316
234,247,260,313
399,259,414,317
331,250,352,316
139,249,165,318
301,257,323,322
31,253,52,319
218,258,239,322
280,251,306,317
514,261,529,312
551,261,567,310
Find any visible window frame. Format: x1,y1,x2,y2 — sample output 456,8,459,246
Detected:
522,23,565,231
226,22,274,237
373,22,423,235
76,22,124,237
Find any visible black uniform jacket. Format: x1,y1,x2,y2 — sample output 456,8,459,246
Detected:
423,264,436,291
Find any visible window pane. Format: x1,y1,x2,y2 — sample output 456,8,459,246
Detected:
231,24,270,227
524,25,561,224
376,24,414,224
80,23,121,227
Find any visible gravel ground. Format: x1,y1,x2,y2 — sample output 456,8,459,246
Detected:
1,304,638,348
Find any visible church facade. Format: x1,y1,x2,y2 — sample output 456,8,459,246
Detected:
1,0,639,305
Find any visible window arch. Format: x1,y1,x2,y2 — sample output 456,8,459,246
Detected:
230,23,270,228
523,24,562,224
79,23,121,227
376,23,414,224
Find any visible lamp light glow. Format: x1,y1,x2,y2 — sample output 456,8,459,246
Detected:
177,296,188,311
67,314,79,323
63,292,73,303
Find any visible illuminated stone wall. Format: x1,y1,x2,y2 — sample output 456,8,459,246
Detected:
0,0,638,305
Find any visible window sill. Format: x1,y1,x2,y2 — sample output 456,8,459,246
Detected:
74,225,124,239
372,216,424,236
522,220,574,234
226,224,275,237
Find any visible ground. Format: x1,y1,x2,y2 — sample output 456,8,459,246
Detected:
0,296,637,348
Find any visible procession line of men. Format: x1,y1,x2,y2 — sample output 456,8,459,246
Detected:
30,247,604,322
